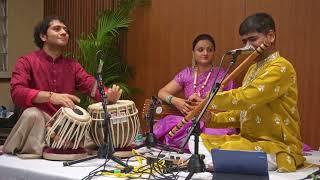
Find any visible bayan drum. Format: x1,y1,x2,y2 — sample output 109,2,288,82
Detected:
43,106,91,160
88,100,140,149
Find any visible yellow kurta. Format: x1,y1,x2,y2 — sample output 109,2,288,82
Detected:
201,52,305,172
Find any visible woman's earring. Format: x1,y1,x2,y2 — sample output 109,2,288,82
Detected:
192,54,196,68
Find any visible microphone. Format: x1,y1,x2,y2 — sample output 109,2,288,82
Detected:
96,50,104,75
90,51,104,97
97,59,104,74
226,44,254,55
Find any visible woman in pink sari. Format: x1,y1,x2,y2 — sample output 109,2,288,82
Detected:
154,34,237,151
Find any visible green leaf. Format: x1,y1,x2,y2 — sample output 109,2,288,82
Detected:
71,0,149,108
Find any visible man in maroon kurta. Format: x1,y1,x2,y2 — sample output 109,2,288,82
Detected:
3,16,122,158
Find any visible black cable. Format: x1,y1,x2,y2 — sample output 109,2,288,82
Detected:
81,158,110,180
300,169,320,180
150,150,179,180
82,150,182,180
212,54,227,88
81,164,105,180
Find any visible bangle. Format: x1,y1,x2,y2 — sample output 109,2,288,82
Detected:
165,95,174,105
48,92,53,103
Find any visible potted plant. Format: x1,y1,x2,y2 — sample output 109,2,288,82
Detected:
75,0,148,107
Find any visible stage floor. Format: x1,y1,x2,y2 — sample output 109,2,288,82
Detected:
0,150,319,180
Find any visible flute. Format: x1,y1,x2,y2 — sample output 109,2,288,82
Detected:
168,43,269,138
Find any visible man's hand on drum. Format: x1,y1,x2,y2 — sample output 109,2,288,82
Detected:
171,97,193,115
50,93,80,109
106,84,122,104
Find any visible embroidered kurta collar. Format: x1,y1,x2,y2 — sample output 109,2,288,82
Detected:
256,51,280,68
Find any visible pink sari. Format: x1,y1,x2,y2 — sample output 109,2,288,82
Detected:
154,67,238,151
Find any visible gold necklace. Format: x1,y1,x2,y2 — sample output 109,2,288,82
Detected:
193,66,213,97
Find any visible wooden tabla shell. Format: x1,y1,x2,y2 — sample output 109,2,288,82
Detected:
45,105,91,150
88,100,140,148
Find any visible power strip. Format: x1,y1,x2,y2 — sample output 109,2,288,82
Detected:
145,154,188,165
145,155,188,173
145,154,174,166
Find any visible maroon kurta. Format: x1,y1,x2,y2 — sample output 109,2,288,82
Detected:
10,49,104,116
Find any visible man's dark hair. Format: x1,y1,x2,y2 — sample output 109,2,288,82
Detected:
33,15,69,48
192,34,216,51
239,12,275,36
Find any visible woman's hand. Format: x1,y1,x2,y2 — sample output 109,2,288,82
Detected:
50,93,80,108
188,93,204,105
171,97,194,115
106,84,122,104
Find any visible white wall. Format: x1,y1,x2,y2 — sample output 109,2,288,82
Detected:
0,0,43,110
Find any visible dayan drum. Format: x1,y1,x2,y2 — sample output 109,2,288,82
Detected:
45,105,91,150
88,100,140,149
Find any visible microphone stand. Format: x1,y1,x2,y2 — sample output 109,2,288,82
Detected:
177,52,239,179
145,96,160,147
63,62,133,173
182,83,221,180
144,96,181,152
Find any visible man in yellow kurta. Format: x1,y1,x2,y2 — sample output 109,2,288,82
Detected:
201,12,305,172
